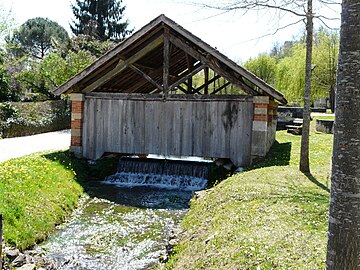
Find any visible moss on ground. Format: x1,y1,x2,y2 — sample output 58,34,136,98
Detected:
165,119,333,269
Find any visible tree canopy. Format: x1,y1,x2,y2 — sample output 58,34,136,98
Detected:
6,17,69,60
70,0,133,42
244,28,339,106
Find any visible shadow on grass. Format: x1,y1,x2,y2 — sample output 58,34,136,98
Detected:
42,150,192,210
43,150,119,184
303,172,330,193
251,141,292,169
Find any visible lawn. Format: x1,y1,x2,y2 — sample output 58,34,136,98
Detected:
165,118,333,269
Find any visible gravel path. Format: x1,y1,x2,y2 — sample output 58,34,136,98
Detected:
0,130,70,163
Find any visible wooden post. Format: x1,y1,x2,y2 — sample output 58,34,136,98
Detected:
204,67,209,95
186,54,193,93
163,27,170,96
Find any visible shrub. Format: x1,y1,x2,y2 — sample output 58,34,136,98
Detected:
0,100,70,138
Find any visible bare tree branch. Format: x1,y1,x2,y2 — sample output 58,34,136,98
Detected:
224,18,304,49
318,0,341,5
196,1,307,17
315,15,340,21
316,16,340,30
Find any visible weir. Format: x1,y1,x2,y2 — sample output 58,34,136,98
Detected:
103,158,210,191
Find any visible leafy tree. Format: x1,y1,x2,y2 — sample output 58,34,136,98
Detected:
70,0,133,42
15,42,96,98
0,50,11,101
272,29,338,105
244,54,277,86
275,43,306,103
0,3,14,44
60,34,115,58
6,17,69,60
312,28,338,112
326,0,360,267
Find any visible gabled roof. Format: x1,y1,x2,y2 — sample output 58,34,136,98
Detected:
53,14,287,104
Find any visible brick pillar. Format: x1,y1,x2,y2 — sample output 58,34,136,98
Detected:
251,96,279,160
251,96,270,158
70,93,84,157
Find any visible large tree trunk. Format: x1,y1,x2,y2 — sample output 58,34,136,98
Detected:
299,0,313,173
326,0,360,268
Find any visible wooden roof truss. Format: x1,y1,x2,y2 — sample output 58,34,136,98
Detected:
53,15,287,104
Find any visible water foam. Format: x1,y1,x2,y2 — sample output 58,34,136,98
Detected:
103,172,207,191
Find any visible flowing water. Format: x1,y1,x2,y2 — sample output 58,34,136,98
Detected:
41,158,209,270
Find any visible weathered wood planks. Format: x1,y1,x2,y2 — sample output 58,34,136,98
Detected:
82,93,253,166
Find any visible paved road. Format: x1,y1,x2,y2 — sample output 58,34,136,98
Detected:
0,130,71,163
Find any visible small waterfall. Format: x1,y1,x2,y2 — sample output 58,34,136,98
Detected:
103,158,210,191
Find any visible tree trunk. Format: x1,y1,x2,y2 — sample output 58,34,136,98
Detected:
299,0,313,173
326,0,360,268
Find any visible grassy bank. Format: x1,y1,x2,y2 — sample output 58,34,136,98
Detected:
166,120,333,269
0,151,84,250
0,150,121,251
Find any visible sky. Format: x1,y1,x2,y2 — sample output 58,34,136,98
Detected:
1,0,341,62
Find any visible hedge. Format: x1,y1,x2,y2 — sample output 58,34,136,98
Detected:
0,100,70,138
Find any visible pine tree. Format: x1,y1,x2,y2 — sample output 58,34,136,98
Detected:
70,0,133,42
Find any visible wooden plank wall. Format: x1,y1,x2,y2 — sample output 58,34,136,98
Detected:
82,93,253,166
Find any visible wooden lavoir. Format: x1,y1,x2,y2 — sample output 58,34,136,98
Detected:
54,15,287,166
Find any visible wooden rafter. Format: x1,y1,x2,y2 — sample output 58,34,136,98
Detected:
169,34,258,96
163,27,170,94
197,73,220,94
53,15,287,104
82,35,164,93
129,64,164,91
177,84,190,94
210,81,231,95
186,54,193,93
169,63,205,91
182,82,196,93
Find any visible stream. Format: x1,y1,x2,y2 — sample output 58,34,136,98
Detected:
41,158,209,270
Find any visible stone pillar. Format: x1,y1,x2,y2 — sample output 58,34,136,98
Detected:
251,96,279,160
70,93,84,157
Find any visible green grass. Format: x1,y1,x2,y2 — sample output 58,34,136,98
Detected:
165,121,333,269
0,151,84,250
0,151,119,250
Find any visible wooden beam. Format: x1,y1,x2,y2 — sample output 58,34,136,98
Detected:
186,54,193,93
195,74,220,94
204,67,209,94
129,64,164,91
182,81,196,93
238,78,258,96
82,35,164,93
53,16,168,95
163,27,170,94
210,82,231,95
169,63,205,91
169,34,258,95
177,84,190,94
162,16,286,103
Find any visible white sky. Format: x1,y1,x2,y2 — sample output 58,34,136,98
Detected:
1,0,341,62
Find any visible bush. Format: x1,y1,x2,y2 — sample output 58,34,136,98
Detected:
0,100,70,138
